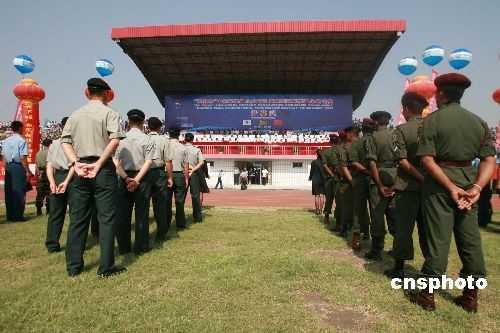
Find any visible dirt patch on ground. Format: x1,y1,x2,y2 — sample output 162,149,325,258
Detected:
0,258,35,270
302,292,375,332
308,249,368,271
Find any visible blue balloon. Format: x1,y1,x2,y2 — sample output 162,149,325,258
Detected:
398,57,418,75
96,59,114,77
449,48,472,70
13,55,35,74
422,45,444,66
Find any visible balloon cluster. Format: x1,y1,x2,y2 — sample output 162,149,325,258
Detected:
398,46,472,76
13,55,116,77
13,55,116,104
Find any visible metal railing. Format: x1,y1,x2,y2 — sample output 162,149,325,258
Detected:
195,143,329,156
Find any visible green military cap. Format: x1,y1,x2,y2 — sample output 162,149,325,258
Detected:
370,111,392,124
87,77,111,91
434,73,471,90
127,109,145,121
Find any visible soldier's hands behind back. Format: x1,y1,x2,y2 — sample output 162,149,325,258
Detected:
83,163,101,179
450,186,471,210
56,182,68,194
74,162,89,177
462,187,481,209
379,185,395,198
126,179,139,192
50,182,57,194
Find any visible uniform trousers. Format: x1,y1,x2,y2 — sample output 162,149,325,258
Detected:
116,170,152,253
5,162,27,221
66,159,117,275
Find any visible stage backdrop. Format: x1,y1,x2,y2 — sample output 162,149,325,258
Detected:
164,94,352,131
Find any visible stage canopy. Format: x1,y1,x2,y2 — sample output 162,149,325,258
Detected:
112,20,406,110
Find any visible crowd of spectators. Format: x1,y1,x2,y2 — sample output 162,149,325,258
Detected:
193,130,331,143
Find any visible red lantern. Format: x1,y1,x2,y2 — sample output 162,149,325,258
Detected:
493,88,500,105
12,78,45,165
13,78,45,102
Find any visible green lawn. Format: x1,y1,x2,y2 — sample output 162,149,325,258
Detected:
0,206,499,333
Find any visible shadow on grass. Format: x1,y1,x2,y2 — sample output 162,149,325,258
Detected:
481,224,500,234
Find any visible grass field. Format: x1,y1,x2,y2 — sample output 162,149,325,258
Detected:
0,205,499,333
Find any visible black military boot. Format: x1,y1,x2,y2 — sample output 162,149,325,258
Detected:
384,259,405,278
36,206,43,216
351,232,361,251
364,237,383,261
454,287,478,313
411,290,436,311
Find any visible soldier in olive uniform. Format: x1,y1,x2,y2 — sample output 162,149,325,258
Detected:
349,119,376,250
45,117,74,253
184,133,205,223
386,92,429,278
364,111,397,261
61,78,126,277
321,134,341,226
36,139,52,216
412,73,496,312
167,128,189,229
114,109,157,254
147,117,174,242
337,127,359,237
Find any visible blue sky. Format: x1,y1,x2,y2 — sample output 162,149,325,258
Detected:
1,0,499,125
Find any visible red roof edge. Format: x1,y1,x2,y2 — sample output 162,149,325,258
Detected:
111,20,406,40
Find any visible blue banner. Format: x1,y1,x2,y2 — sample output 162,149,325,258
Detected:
164,94,352,131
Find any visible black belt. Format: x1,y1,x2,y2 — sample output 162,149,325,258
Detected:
79,156,100,163
7,161,22,164
172,171,184,173
79,157,114,168
438,160,472,168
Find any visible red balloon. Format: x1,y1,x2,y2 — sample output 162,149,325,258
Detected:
405,79,436,100
493,88,500,105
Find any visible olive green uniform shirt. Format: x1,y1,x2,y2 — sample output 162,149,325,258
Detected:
349,135,371,174
169,139,188,172
416,102,495,188
47,139,69,170
61,100,125,158
365,127,397,186
35,149,48,169
337,143,353,181
337,143,351,168
115,128,157,171
149,132,172,168
392,117,423,191
184,143,204,168
321,146,340,180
